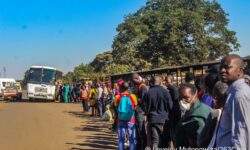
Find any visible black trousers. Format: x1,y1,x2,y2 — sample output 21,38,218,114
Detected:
135,107,147,150
82,99,88,112
149,123,165,149
112,109,118,129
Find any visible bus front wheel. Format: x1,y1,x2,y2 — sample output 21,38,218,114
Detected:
29,98,34,102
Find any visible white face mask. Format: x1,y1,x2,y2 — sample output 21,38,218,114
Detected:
179,100,191,112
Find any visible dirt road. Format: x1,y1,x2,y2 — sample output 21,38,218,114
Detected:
0,102,117,150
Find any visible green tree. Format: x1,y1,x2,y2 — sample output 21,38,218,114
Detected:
103,63,130,75
89,51,113,72
112,0,240,68
63,72,76,84
73,64,95,81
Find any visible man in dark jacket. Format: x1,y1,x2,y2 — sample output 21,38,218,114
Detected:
165,74,180,147
165,75,180,125
131,73,148,150
142,76,173,149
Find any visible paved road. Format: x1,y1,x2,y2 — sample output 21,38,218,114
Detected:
0,102,117,150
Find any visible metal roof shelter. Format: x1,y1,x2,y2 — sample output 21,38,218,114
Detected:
110,56,250,84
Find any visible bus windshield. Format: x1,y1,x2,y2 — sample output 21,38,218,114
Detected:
29,68,42,83
29,68,56,84
42,69,56,84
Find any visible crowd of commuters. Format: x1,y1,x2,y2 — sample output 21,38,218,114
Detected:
112,54,250,150
59,81,114,116
61,54,250,150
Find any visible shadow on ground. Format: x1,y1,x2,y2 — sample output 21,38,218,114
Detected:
2,99,55,103
66,111,117,150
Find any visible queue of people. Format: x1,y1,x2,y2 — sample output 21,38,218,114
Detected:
59,81,114,117
109,54,250,150
60,54,250,150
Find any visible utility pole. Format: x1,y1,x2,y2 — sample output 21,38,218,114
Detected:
3,67,6,78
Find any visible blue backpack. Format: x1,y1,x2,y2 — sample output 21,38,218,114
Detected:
118,94,134,121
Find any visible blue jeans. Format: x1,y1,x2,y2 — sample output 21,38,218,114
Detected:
118,121,136,150
97,101,103,116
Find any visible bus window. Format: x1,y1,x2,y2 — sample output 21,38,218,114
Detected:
29,68,42,83
42,69,56,84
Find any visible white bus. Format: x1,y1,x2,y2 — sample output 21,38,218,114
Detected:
27,66,63,101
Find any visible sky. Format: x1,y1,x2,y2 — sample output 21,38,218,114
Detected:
0,0,249,80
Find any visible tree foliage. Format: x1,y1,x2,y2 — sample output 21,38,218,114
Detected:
73,64,95,80
63,71,76,84
89,51,113,72
103,63,130,75
63,63,107,83
112,0,240,68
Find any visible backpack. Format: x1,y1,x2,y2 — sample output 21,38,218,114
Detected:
137,83,148,103
117,94,135,121
137,83,148,95
138,83,147,91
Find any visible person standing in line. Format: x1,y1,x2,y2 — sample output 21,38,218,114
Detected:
59,84,64,103
198,81,228,148
215,54,250,149
89,86,97,116
80,85,89,112
63,83,70,103
105,82,113,108
185,72,195,85
102,84,109,114
96,83,104,116
142,76,173,149
111,81,122,131
175,83,211,148
114,82,137,150
200,73,219,108
131,73,148,150
71,84,78,103
69,84,74,103
164,74,180,147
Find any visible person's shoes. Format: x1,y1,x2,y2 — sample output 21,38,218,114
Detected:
124,141,129,147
